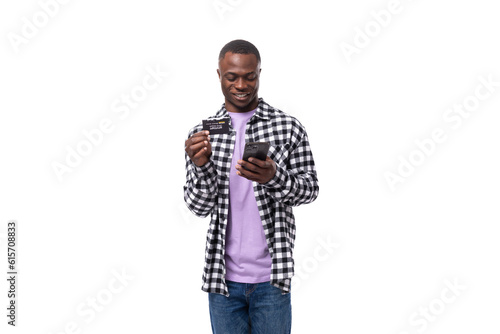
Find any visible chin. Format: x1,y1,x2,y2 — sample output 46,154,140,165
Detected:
233,100,251,108
236,97,257,108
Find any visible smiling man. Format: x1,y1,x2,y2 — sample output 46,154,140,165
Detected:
184,39,319,334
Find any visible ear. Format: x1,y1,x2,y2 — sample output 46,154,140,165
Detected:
217,69,221,81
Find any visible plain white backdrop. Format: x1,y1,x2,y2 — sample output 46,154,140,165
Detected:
1,0,499,333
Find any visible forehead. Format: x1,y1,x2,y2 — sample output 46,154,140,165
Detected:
219,52,259,73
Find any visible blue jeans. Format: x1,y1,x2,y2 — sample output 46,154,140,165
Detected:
208,280,292,334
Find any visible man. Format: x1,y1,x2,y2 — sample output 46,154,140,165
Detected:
184,39,319,334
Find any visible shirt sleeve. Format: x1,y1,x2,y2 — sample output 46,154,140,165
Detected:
183,129,218,217
263,124,319,207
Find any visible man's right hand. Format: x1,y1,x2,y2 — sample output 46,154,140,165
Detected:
185,130,212,167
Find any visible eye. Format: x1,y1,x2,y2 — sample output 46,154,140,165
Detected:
225,75,236,82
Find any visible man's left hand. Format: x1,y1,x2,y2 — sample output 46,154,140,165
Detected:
236,156,276,184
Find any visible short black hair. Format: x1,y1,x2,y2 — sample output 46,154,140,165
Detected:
218,39,261,63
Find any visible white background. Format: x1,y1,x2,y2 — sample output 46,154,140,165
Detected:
1,0,499,333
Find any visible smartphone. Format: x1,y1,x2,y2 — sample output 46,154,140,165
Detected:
242,142,270,162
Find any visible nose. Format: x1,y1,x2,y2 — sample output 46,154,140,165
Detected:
234,77,245,90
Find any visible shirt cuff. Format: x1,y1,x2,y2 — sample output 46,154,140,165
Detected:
192,160,216,178
264,164,287,189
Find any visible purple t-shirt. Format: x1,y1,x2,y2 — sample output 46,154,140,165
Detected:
224,108,272,283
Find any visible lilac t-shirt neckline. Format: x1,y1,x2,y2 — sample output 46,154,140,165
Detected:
224,107,272,283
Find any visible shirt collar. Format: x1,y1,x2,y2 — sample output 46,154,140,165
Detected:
215,98,272,120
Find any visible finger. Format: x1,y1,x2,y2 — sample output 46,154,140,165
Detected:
236,164,262,180
188,135,209,147
206,140,212,155
247,157,270,168
193,146,209,159
187,140,209,156
236,167,257,180
237,160,260,173
186,130,209,146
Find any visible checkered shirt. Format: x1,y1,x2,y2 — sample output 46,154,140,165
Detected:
184,98,319,296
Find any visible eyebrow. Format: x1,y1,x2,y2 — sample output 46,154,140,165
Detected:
224,71,256,76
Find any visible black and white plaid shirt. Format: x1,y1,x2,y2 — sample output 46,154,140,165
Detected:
184,98,319,296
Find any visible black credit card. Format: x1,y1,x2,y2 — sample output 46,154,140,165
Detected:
202,118,230,134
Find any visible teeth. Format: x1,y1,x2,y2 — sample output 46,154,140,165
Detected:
235,94,248,98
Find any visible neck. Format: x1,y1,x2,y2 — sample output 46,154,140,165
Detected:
226,98,259,113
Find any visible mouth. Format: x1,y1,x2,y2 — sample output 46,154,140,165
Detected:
233,92,251,101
